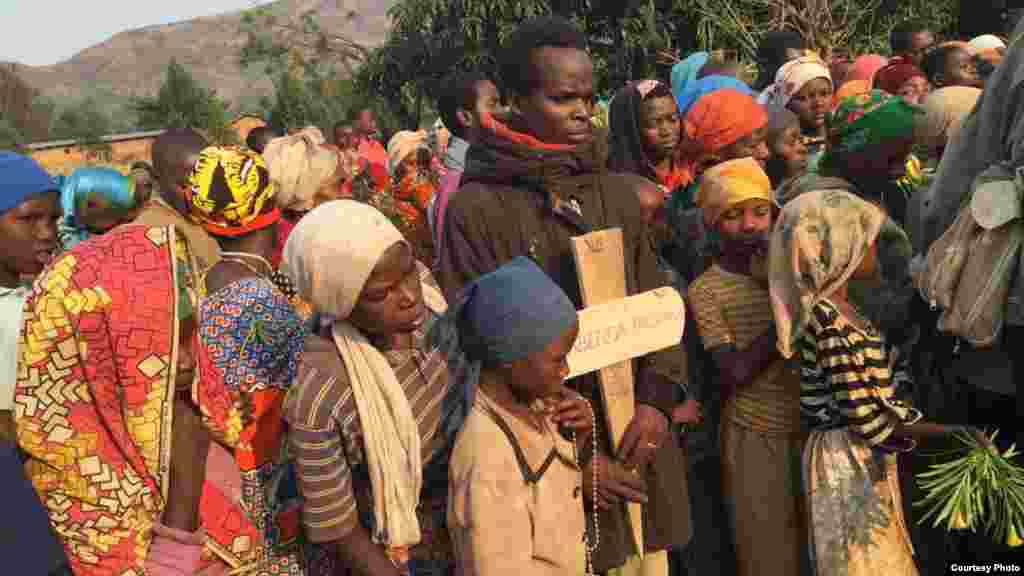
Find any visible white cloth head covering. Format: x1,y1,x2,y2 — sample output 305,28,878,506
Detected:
759,56,832,108
262,127,340,212
969,35,1006,53
282,199,446,548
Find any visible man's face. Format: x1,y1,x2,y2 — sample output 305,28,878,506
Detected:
0,192,60,279
513,46,595,146
471,80,501,125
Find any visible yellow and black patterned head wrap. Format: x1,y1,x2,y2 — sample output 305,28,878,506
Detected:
187,146,279,236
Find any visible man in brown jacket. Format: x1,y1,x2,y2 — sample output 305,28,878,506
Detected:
437,16,690,576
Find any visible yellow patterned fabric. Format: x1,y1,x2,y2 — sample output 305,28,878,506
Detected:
15,225,200,575
187,146,279,237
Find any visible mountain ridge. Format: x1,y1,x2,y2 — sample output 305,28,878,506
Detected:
5,0,395,109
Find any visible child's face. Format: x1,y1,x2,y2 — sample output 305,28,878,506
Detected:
897,76,931,105
788,78,834,131
715,126,770,169
0,192,60,279
944,49,983,88
507,321,579,402
771,124,808,178
639,96,681,163
717,198,773,250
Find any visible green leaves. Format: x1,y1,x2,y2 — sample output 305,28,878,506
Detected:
915,429,1024,548
130,60,236,144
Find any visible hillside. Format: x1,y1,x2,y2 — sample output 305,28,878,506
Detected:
6,0,395,110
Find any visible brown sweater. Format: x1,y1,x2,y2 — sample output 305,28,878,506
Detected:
437,133,690,570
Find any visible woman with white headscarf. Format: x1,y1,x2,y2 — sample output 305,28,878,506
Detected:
759,56,833,169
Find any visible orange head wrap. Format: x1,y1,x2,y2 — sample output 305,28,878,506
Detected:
682,89,768,159
697,157,773,228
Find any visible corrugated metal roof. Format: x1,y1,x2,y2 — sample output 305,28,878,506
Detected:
25,129,167,150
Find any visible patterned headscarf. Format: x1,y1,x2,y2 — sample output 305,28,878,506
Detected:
760,55,832,108
194,277,307,568
58,166,138,250
696,157,773,228
15,225,201,575
768,189,885,358
187,146,279,237
821,90,922,164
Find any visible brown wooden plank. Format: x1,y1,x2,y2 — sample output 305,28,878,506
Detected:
569,228,645,556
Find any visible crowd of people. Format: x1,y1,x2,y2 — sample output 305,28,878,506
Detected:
0,13,1021,576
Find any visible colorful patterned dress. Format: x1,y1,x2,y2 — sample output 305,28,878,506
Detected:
15,225,202,575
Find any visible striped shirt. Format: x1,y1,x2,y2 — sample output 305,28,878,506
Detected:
798,300,922,452
283,283,463,551
689,265,801,432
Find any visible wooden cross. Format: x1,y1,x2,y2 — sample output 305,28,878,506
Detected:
566,228,686,558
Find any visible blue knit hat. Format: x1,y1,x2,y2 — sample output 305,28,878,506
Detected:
0,152,58,215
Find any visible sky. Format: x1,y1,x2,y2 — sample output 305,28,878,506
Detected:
0,1,260,66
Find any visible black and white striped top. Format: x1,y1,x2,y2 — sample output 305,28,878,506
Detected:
798,300,922,452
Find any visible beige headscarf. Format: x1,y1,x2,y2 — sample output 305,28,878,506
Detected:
768,189,885,358
387,130,430,177
914,87,982,151
262,127,341,212
282,200,446,548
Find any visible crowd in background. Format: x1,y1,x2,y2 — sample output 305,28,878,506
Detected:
0,13,1021,576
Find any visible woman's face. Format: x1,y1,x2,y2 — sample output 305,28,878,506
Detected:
639,96,681,163
897,76,930,105
771,124,809,178
788,78,834,131
717,198,773,249
349,242,426,336
513,46,595,146
716,126,771,169
503,321,579,402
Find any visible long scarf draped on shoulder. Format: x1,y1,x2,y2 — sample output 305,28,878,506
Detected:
15,225,200,575
282,200,447,549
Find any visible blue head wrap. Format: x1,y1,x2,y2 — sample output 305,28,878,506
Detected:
459,257,577,366
671,52,710,101
59,167,137,250
0,152,58,215
676,75,754,117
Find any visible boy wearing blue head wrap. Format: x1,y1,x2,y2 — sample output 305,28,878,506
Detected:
0,152,68,574
447,257,612,576
0,152,60,438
